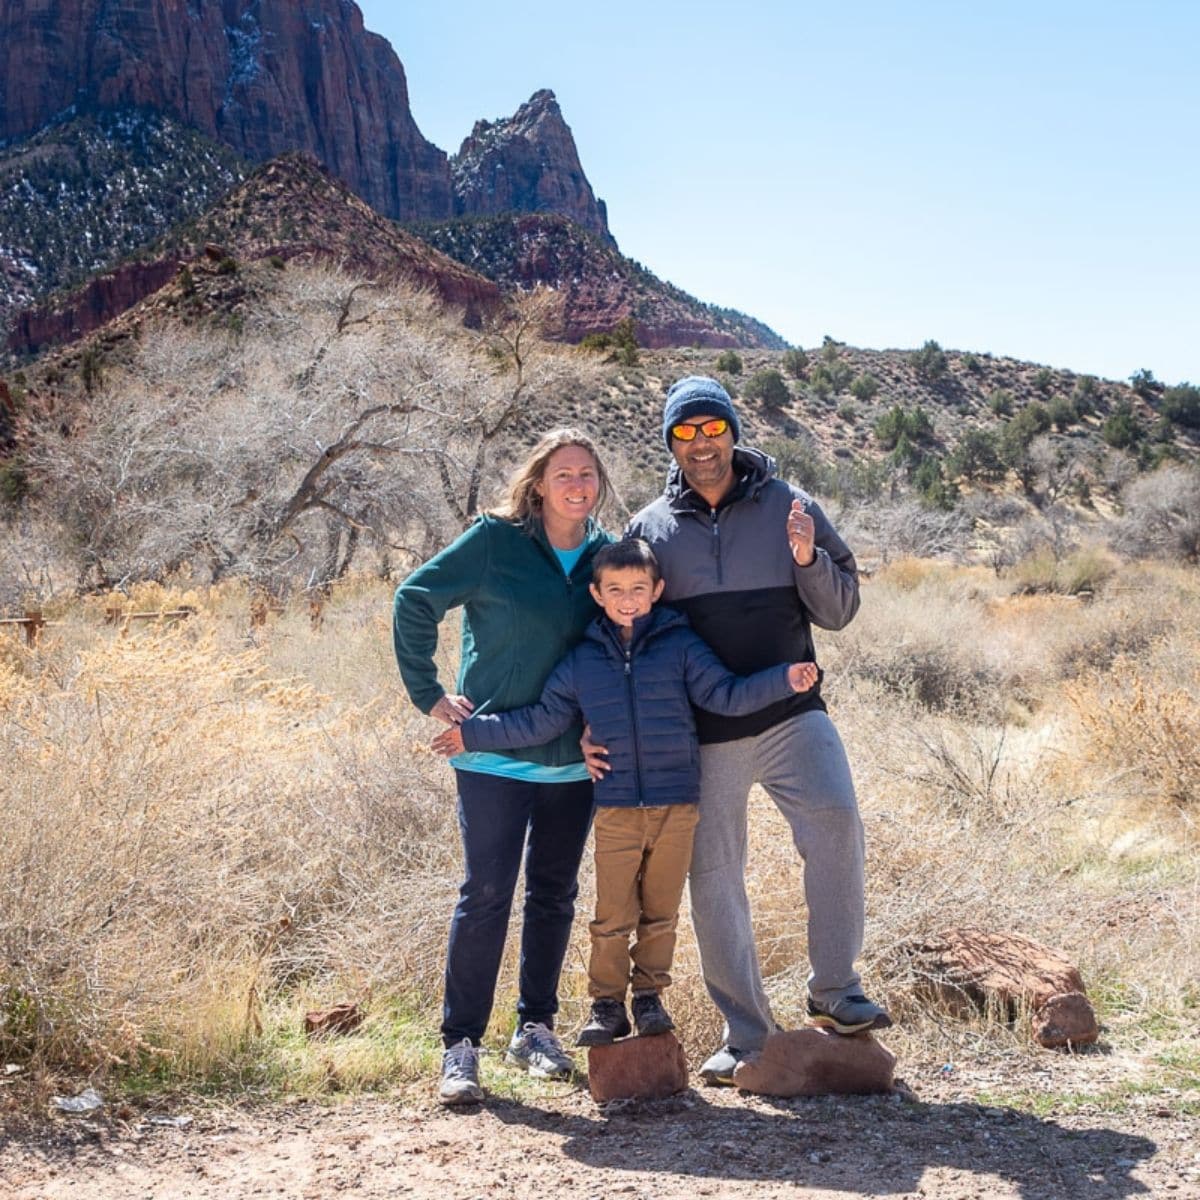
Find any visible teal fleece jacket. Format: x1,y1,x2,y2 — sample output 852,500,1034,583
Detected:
392,514,613,767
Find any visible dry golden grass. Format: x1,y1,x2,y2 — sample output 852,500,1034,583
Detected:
2,561,1198,1103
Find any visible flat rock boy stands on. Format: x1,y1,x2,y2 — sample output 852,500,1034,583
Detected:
623,375,890,1083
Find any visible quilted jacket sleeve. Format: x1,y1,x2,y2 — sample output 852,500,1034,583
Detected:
460,655,582,752
681,631,795,717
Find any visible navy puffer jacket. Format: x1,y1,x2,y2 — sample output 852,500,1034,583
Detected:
460,606,796,807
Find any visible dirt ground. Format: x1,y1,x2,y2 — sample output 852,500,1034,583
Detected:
4,1052,1199,1200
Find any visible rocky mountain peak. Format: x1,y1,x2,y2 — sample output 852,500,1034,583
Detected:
451,90,614,248
0,0,453,222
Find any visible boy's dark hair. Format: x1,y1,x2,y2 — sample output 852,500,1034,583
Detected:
592,538,661,584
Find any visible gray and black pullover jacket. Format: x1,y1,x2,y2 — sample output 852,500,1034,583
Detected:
626,447,860,744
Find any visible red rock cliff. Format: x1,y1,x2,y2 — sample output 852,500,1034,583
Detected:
0,0,453,221
452,90,615,248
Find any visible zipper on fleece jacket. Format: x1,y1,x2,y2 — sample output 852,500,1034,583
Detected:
710,507,723,585
623,645,646,806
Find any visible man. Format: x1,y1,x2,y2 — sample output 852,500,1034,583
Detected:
623,374,890,1085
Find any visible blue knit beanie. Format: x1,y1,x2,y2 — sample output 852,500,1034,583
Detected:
662,375,741,450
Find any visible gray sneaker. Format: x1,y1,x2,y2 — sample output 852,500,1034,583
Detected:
439,1038,483,1105
698,1044,744,1086
506,1022,575,1079
806,993,893,1035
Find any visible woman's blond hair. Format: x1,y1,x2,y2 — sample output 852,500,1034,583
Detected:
488,428,611,525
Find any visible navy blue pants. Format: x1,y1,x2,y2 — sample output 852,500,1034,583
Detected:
442,769,594,1047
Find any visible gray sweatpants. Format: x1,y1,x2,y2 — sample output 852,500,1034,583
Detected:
689,708,865,1052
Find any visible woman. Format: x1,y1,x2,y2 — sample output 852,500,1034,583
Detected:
392,429,613,1105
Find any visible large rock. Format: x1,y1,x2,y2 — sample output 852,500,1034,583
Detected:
1031,991,1100,1049
732,1029,896,1097
586,1033,689,1103
903,928,1099,1048
452,90,614,248
0,0,453,222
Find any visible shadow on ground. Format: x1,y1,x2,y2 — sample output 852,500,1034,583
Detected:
492,1089,1158,1199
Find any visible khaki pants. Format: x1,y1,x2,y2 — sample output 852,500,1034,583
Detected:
588,803,699,1000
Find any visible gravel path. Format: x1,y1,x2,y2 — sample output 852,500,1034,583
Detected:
4,1062,1198,1200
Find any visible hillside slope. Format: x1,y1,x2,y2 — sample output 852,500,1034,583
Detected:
0,109,247,331
411,213,786,351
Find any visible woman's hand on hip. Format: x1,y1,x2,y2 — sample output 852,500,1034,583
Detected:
431,694,474,725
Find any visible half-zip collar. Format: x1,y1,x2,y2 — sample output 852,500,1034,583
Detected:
664,447,777,517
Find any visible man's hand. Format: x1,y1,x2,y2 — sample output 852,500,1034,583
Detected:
787,498,816,567
581,724,610,782
431,693,474,725
787,661,818,693
431,725,466,757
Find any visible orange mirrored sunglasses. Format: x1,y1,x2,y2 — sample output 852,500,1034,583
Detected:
670,418,730,442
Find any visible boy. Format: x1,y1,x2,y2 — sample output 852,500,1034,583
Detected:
432,539,817,1044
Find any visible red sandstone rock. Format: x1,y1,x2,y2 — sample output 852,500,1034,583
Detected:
11,259,181,355
903,927,1099,1050
1031,991,1100,1048
303,1003,364,1039
732,1029,896,1097
586,1033,689,1103
0,0,452,221
453,90,614,248
905,928,1087,1011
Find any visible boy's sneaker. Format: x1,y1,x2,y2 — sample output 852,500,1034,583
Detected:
698,1044,744,1086
439,1038,483,1105
806,993,893,1035
506,1021,575,1079
631,990,675,1037
576,999,632,1047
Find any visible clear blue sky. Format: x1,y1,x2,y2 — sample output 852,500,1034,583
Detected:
358,1,1199,385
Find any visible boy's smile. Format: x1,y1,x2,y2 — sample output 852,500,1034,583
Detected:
589,565,665,633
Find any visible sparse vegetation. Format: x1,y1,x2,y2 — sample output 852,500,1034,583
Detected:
874,403,934,451
849,372,880,402
988,388,1015,416
2,558,1197,1105
909,339,948,383
1130,368,1158,399
742,367,790,408
781,346,808,378
1161,382,1200,429
1102,399,1144,449
946,427,1006,482
714,349,743,375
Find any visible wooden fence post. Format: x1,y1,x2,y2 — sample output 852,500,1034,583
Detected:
23,610,44,647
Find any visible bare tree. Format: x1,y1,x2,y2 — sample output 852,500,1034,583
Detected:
836,498,974,565
25,267,596,592
1111,465,1200,563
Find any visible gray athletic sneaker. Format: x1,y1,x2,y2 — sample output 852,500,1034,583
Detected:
439,1038,483,1105
505,1021,575,1079
806,993,893,1035
698,1043,744,1086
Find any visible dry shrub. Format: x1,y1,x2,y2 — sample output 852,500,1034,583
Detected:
1010,543,1117,596
827,568,1010,715
0,592,460,1080
1063,661,1200,820
4,562,1199,1094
